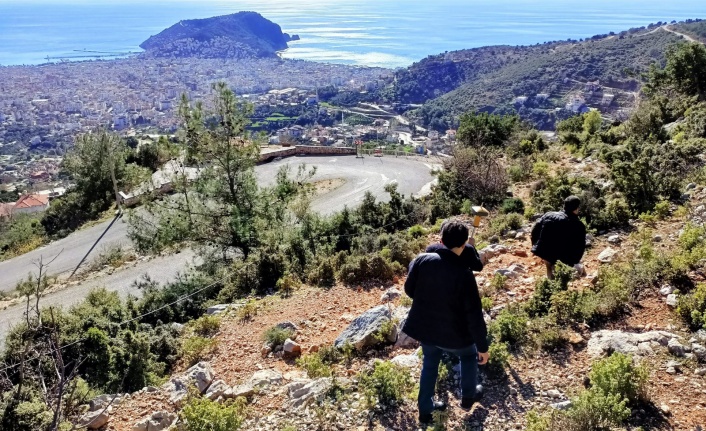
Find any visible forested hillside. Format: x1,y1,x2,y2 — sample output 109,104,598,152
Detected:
389,25,688,130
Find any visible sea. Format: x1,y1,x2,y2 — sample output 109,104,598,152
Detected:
0,0,704,69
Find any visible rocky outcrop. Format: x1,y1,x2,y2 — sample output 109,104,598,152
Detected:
132,411,177,431
286,378,336,409
334,305,395,350
232,369,284,398
140,12,299,59
164,362,215,407
587,330,679,358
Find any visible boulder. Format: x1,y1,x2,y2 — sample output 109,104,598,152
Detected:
668,338,687,357
607,234,621,244
551,401,572,410
287,378,334,409
587,330,679,358
660,284,674,296
133,411,177,431
666,294,678,307
283,339,302,358
232,369,284,398
495,268,520,279
597,248,617,263
573,263,587,277
165,362,214,407
334,305,394,350
480,244,509,258
205,379,233,400
276,321,299,332
78,409,110,430
381,287,402,303
206,304,231,315
391,353,421,368
692,343,706,362
184,362,214,393
89,394,123,412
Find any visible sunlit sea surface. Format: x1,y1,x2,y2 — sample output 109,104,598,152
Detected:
0,0,704,68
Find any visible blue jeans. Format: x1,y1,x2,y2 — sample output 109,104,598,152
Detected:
418,343,479,416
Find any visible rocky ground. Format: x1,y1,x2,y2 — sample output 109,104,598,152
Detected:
78,156,706,431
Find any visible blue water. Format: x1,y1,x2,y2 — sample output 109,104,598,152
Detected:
0,0,704,68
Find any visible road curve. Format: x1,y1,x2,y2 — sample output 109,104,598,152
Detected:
0,155,436,292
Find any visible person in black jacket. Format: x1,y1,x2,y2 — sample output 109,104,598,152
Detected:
403,220,489,425
531,195,586,279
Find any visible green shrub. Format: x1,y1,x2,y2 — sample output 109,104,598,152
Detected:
486,342,511,375
526,262,572,317
508,164,530,183
307,257,336,287
653,200,671,219
181,336,218,367
400,295,413,307
373,318,398,344
276,272,300,298
564,389,631,430
262,326,294,349
481,296,493,312
589,352,649,405
337,253,401,284
484,213,524,239
296,353,333,378
531,318,569,351
180,395,247,431
501,198,525,215
532,161,549,178
491,273,507,291
359,361,414,406
236,299,258,322
408,224,428,238
188,315,221,337
489,307,528,345
676,283,706,330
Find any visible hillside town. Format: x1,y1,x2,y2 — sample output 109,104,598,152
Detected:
0,56,394,196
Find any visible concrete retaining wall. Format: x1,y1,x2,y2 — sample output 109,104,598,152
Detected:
258,146,356,163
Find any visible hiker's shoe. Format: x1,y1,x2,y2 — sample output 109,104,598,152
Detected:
418,401,447,424
460,385,484,409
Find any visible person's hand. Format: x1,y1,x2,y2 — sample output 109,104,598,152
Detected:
468,237,476,247
477,351,489,365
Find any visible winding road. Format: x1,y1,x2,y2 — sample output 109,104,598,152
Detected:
0,155,436,338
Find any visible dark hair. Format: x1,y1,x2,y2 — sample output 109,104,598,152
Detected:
441,220,469,249
564,195,581,213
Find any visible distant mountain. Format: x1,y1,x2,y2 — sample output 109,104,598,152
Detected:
388,21,703,130
139,12,299,59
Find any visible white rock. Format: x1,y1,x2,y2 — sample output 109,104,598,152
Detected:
666,294,678,307
607,234,621,244
546,389,562,399
551,401,572,410
334,305,394,350
668,338,687,357
692,343,706,362
78,409,110,429
597,248,617,263
206,304,231,315
390,353,420,368
287,378,334,409
660,285,674,296
205,379,232,400
283,339,302,357
587,330,679,358
380,287,401,303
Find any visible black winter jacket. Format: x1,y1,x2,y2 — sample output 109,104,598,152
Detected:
402,248,489,352
530,210,586,266
425,243,484,272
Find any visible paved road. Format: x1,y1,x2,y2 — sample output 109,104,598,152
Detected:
0,250,196,341
256,154,437,214
0,154,435,299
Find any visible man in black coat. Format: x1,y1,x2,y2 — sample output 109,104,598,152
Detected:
531,195,587,279
403,220,489,425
